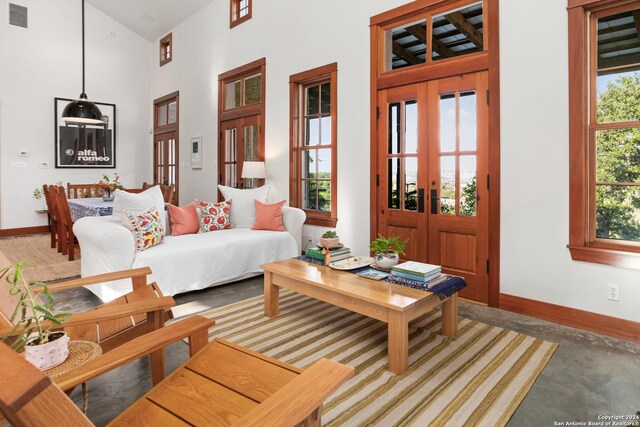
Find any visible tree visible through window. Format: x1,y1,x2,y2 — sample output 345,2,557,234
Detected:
568,0,640,267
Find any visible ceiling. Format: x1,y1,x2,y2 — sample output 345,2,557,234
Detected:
86,0,215,42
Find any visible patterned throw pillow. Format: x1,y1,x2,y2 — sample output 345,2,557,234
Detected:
123,208,165,251
198,200,233,232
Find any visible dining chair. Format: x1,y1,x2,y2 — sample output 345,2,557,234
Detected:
53,186,77,261
142,182,175,204
42,185,59,250
67,183,96,199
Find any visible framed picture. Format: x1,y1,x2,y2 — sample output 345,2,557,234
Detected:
54,97,116,168
191,136,203,169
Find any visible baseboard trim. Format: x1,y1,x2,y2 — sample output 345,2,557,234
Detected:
499,293,640,343
0,226,49,237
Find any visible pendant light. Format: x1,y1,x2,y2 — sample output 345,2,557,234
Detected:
62,0,103,126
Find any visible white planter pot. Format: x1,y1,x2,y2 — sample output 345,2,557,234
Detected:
24,332,70,370
374,251,399,270
320,237,341,248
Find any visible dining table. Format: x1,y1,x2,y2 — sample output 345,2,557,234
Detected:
68,198,113,222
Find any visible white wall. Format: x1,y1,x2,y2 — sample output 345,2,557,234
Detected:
151,0,409,256
0,0,152,228
500,0,640,322
156,0,638,324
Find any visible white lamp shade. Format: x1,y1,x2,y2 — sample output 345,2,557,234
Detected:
241,161,266,179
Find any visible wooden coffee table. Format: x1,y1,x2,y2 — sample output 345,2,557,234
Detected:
261,259,459,375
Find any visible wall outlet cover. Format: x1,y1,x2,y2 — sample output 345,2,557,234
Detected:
607,283,619,302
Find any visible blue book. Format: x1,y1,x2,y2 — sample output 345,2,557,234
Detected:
392,270,441,283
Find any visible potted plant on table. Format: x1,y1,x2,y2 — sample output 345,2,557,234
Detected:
1,261,70,370
370,234,408,270
320,230,341,249
94,173,123,201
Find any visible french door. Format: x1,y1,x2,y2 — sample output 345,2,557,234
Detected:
376,72,489,302
219,116,262,189
154,132,178,203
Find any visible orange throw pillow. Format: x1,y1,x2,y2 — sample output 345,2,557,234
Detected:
167,203,199,236
252,200,286,232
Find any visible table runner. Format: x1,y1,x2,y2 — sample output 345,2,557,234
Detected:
68,198,113,222
293,256,467,300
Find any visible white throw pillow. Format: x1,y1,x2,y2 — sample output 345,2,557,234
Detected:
112,186,167,235
218,184,270,228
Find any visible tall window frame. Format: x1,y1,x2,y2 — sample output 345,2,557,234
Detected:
289,63,338,227
230,0,252,28
218,58,266,194
568,0,640,268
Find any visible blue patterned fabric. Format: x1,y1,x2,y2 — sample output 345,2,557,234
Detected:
68,198,113,222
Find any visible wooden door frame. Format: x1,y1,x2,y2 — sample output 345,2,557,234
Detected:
153,91,180,203
369,0,501,307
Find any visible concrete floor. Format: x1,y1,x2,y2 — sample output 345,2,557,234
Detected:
54,276,640,427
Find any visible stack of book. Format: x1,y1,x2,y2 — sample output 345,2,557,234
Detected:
391,261,448,288
305,246,352,262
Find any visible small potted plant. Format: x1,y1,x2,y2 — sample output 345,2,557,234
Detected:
320,230,340,249
1,261,70,370
94,173,123,201
370,234,408,270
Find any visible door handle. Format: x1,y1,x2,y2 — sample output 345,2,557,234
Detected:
430,189,438,214
418,188,425,213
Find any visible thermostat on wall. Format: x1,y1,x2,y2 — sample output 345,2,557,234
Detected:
191,137,202,169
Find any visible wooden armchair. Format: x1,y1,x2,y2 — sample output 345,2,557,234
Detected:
67,183,96,199
0,267,200,390
0,337,353,427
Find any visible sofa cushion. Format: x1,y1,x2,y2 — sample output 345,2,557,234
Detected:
168,203,199,236
122,207,164,252
112,186,166,235
218,184,270,228
199,200,233,232
252,200,286,232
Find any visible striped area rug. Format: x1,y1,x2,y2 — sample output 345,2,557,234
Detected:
200,291,558,426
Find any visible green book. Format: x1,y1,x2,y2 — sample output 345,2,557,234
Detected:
392,261,441,277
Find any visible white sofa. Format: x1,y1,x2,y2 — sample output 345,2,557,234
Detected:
74,207,306,301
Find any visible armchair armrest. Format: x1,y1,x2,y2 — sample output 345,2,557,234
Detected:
282,206,306,253
46,267,152,292
0,297,175,337
54,315,215,391
236,358,354,427
62,297,175,327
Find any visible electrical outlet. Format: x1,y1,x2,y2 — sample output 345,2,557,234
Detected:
39,161,49,169
302,234,314,252
607,283,619,301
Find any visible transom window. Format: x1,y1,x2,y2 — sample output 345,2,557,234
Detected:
384,1,484,71
290,63,338,227
230,0,252,28
224,73,262,111
159,33,172,67
568,0,640,268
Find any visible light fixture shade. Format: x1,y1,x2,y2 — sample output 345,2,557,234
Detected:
241,161,266,179
62,95,103,125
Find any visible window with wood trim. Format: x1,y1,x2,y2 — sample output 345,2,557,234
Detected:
290,63,338,227
160,33,172,66
230,0,252,28
568,0,640,268
383,1,485,72
218,58,266,191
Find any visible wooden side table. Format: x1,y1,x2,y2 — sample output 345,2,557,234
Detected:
45,341,102,413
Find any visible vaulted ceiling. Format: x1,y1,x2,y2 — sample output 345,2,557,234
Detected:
86,0,214,42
